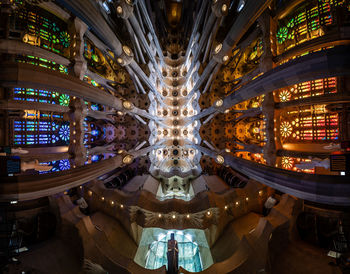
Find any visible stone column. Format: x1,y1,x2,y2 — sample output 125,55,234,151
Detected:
262,92,276,166
69,17,88,80
56,0,123,56
138,0,164,65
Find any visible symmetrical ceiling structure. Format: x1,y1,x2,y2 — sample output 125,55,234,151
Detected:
0,0,350,273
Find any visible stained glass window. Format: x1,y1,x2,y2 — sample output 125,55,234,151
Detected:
12,2,71,57
83,40,107,75
59,94,70,106
12,120,70,146
13,87,70,106
83,119,101,146
39,159,71,174
280,105,339,142
276,78,337,102
83,39,123,84
15,55,68,74
280,156,315,174
276,0,347,54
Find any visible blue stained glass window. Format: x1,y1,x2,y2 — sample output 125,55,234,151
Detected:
12,120,69,145
39,159,71,174
91,104,99,111
59,124,70,141
59,159,70,170
12,87,69,106
91,130,99,136
91,155,102,162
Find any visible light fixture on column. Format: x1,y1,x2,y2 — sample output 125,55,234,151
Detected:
123,45,133,57
117,46,133,66
221,4,228,13
117,57,124,65
214,43,222,54
116,6,123,14
122,154,134,164
216,155,224,164
123,100,133,110
214,99,223,107
116,1,133,19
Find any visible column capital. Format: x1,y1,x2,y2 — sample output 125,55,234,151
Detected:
211,0,230,17
116,0,134,19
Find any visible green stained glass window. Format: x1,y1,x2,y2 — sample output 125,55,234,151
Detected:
12,2,71,58
277,27,288,44
276,0,348,54
59,94,70,106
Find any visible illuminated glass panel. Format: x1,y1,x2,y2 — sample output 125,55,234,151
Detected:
83,40,108,75
276,78,337,102
280,157,315,174
12,2,71,57
276,0,347,54
13,87,70,106
12,120,70,146
83,119,101,146
39,159,71,174
83,39,123,84
280,106,339,142
15,55,68,74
